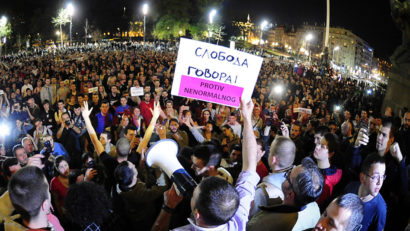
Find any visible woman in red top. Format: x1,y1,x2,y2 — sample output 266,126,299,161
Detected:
313,133,343,209
50,155,70,217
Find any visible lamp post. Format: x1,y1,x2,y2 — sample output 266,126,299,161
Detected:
56,31,60,48
66,3,74,47
142,3,148,46
333,46,340,64
260,20,268,54
208,9,216,43
305,33,313,63
0,16,7,56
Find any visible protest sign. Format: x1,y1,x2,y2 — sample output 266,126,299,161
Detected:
171,38,263,107
88,87,98,94
130,87,144,96
293,108,312,114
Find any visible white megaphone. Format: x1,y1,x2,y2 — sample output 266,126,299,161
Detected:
146,139,197,196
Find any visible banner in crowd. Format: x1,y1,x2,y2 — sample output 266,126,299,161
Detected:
171,38,263,107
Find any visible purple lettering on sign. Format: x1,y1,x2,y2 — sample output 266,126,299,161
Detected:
178,75,244,107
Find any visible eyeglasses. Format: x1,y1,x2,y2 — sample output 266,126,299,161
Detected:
366,174,386,182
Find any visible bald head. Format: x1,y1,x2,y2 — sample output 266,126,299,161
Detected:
269,136,296,169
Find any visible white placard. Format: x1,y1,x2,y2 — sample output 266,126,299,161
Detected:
130,87,144,96
88,87,98,93
293,108,312,114
171,38,263,107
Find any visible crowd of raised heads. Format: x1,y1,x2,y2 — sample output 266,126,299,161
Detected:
0,41,409,231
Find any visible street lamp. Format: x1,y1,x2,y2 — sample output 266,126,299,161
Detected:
333,46,340,64
208,9,217,43
260,20,268,54
66,3,74,47
305,33,314,63
142,3,148,46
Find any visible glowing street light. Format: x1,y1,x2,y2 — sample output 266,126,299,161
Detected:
0,16,8,56
66,3,74,46
0,16,7,27
208,9,217,43
305,33,314,62
259,20,268,54
142,3,149,46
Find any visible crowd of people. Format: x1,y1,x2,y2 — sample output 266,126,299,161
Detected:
0,41,409,231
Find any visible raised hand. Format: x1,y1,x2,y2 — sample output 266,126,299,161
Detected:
354,128,369,148
81,101,93,119
280,122,289,138
389,142,403,163
240,98,254,121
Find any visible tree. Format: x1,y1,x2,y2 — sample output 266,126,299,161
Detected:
0,19,11,56
210,24,226,45
52,8,70,48
153,15,189,40
91,29,103,43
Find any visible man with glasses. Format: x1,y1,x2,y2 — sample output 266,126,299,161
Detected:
248,157,324,231
345,153,386,231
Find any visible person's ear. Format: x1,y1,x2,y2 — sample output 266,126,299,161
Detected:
359,172,365,184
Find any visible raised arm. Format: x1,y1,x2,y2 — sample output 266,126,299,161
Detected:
137,101,161,154
240,98,257,172
82,101,105,155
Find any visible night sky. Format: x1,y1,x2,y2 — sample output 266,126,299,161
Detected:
2,0,401,60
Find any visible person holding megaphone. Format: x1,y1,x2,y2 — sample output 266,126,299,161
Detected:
82,101,168,230
151,99,261,231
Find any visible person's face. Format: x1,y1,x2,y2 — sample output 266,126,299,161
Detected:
15,148,28,165
314,137,329,161
126,129,136,141
92,94,99,103
74,107,81,116
28,98,34,106
376,126,391,154
229,115,236,124
329,125,338,134
133,107,140,116
314,133,324,146
144,93,151,102
361,111,367,119
205,123,213,132
191,155,206,176
166,102,172,109
100,103,109,115
405,112,410,128
290,125,301,139
62,114,70,123
222,127,231,136
58,160,70,176
282,165,302,204
170,121,179,133
230,150,242,163
60,81,65,87
23,139,34,153
45,79,50,85
100,133,109,145
314,200,352,231
361,163,386,197
58,102,64,110
121,97,127,106
77,96,84,104
111,86,117,94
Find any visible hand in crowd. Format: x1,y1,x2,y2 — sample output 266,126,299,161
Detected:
150,101,161,121
280,122,289,138
389,142,403,162
81,101,93,119
84,168,98,181
164,184,183,209
240,98,254,122
354,128,369,148
27,154,45,169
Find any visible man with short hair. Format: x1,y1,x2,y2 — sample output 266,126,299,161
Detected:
21,136,36,157
7,166,56,230
94,100,112,135
251,136,296,217
345,154,387,231
247,157,323,231
313,193,364,231
13,144,28,167
167,118,189,148
40,78,54,104
225,113,242,137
